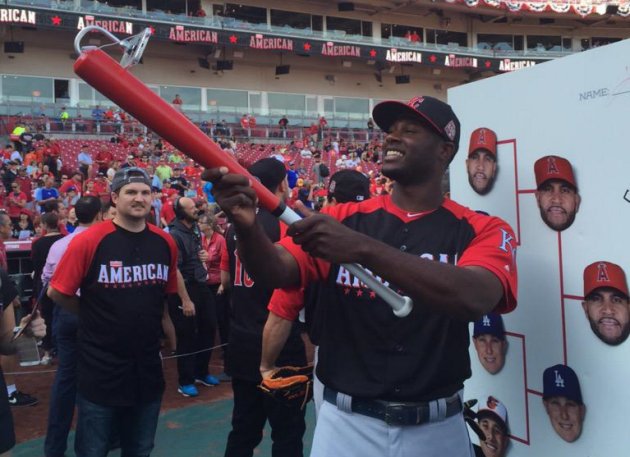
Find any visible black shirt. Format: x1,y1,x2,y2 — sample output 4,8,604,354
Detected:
31,233,64,291
225,208,305,382
0,269,18,311
169,176,189,196
279,195,517,402
169,219,207,283
50,221,178,406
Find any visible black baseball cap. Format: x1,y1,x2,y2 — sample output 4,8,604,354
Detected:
372,96,461,152
473,313,506,340
111,167,151,192
328,170,370,203
248,158,287,192
543,364,583,405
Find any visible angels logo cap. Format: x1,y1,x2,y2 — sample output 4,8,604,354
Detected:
534,155,577,190
468,127,497,157
583,261,628,298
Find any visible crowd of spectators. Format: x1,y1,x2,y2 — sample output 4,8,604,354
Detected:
0,113,396,457
0,124,390,238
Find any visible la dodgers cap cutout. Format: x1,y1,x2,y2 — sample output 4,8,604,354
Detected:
583,261,629,298
543,364,583,405
473,313,506,340
372,96,461,152
534,155,577,190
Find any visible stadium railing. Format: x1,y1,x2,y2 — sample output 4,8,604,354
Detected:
4,0,575,59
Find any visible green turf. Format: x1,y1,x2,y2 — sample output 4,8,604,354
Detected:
13,399,315,457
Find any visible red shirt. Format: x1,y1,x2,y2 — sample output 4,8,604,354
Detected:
161,201,175,225
14,176,32,202
202,231,228,285
95,150,113,166
59,179,83,195
6,191,27,218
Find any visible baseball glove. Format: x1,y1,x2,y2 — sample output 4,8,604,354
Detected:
259,365,314,410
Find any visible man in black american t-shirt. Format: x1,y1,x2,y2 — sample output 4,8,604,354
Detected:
48,168,178,457
222,158,307,457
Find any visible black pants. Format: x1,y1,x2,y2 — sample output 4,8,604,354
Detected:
209,284,230,355
168,282,216,386
224,378,306,457
0,367,15,454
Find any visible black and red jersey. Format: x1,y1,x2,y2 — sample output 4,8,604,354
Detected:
222,208,305,382
275,194,517,402
50,221,178,407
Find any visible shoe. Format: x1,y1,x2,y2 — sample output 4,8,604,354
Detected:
178,384,199,397
8,391,38,407
216,372,232,383
194,374,220,386
40,354,52,366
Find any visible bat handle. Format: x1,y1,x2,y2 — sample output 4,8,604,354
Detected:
277,205,414,318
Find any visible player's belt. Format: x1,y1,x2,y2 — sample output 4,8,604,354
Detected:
323,387,462,426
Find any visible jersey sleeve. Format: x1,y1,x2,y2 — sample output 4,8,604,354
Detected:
457,216,518,314
49,234,92,296
277,236,330,289
268,287,304,321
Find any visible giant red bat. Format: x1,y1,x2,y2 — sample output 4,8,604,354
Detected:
73,29,412,317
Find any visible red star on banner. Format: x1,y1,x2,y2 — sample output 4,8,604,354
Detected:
369,49,377,58
485,60,492,68
429,55,437,63
229,35,238,44
51,16,62,26
369,291,376,299
344,288,351,295
303,42,311,51
356,289,364,297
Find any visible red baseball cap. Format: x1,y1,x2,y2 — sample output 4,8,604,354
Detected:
534,155,577,190
468,128,497,157
583,261,629,298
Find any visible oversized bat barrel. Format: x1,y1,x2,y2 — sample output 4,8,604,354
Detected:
74,47,284,216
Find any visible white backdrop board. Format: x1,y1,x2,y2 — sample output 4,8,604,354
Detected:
449,39,630,457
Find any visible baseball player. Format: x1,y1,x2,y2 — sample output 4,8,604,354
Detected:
472,313,508,375
534,155,581,231
260,169,372,417
222,158,307,457
472,396,509,457
466,128,498,195
205,95,517,457
582,261,629,346
542,364,585,443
